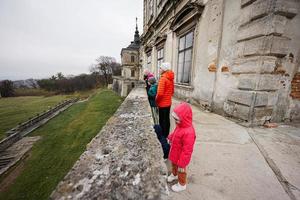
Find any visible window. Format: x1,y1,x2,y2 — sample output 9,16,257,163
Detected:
176,31,194,84
147,53,152,69
131,69,135,77
131,55,135,63
149,0,154,17
157,48,164,75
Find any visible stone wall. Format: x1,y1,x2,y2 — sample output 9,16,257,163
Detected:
50,86,168,200
141,0,299,125
224,0,300,125
112,77,123,96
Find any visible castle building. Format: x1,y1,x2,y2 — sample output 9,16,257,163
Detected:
113,19,141,97
141,0,300,125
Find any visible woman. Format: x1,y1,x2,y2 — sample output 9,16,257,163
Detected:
156,62,174,139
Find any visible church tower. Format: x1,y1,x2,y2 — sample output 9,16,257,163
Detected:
112,18,141,97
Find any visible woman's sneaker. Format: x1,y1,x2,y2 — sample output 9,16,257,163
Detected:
167,174,178,182
171,183,186,192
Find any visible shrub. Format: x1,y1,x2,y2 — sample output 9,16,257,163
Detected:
0,80,15,97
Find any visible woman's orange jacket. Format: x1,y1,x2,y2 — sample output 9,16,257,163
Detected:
156,70,174,108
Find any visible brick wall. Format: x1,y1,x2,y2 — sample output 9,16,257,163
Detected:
290,73,300,99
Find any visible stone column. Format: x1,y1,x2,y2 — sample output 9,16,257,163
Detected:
224,0,299,125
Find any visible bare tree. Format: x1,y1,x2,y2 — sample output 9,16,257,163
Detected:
91,56,116,86
56,72,65,80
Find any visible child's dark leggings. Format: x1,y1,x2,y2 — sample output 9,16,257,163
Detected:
159,106,170,138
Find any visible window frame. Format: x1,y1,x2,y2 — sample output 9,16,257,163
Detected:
176,29,195,85
157,47,164,77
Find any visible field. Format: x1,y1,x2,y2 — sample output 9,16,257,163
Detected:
0,89,123,200
0,95,68,140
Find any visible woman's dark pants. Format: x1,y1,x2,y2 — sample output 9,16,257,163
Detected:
159,106,171,138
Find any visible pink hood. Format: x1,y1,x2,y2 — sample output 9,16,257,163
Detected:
173,102,193,128
147,73,154,80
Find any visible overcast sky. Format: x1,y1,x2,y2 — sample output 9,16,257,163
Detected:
0,0,143,80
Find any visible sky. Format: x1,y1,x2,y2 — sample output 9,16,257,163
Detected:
0,0,143,80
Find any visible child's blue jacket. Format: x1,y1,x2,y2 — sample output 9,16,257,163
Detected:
148,84,157,107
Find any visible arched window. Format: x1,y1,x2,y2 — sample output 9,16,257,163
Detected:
170,3,203,85
131,55,135,63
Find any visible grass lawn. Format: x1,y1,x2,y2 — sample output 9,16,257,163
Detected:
0,95,68,140
0,89,123,200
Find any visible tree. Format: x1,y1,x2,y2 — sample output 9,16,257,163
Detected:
111,62,122,76
50,75,57,81
37,79,56,91
0,80,15,97
38,72,99,93
56,72,65,80
92,56,116,86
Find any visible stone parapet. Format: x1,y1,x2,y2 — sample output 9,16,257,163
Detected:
50,86,168,200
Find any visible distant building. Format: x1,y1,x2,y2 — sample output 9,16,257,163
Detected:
113,19,141,97
141,0,300,125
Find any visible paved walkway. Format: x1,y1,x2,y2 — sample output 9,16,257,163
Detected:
168,98,300,200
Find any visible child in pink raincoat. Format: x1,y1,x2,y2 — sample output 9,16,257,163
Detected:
167,102,196,192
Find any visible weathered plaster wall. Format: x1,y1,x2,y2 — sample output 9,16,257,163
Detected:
223,0,300,125
278,6,300,121
112,78,122,96
212,0,241,114
174,0,224,108
51,86,168,199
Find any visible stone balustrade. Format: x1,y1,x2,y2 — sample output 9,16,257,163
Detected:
50,86,168,200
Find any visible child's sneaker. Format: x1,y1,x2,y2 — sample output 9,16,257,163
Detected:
171,183,186,192
167,174,178,182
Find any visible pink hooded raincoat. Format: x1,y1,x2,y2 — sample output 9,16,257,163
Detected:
168,102,196,168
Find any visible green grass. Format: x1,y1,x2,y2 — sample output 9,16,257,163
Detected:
0,95,69,140
14,88,57,97
0,89,123,200
66,88,98,100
